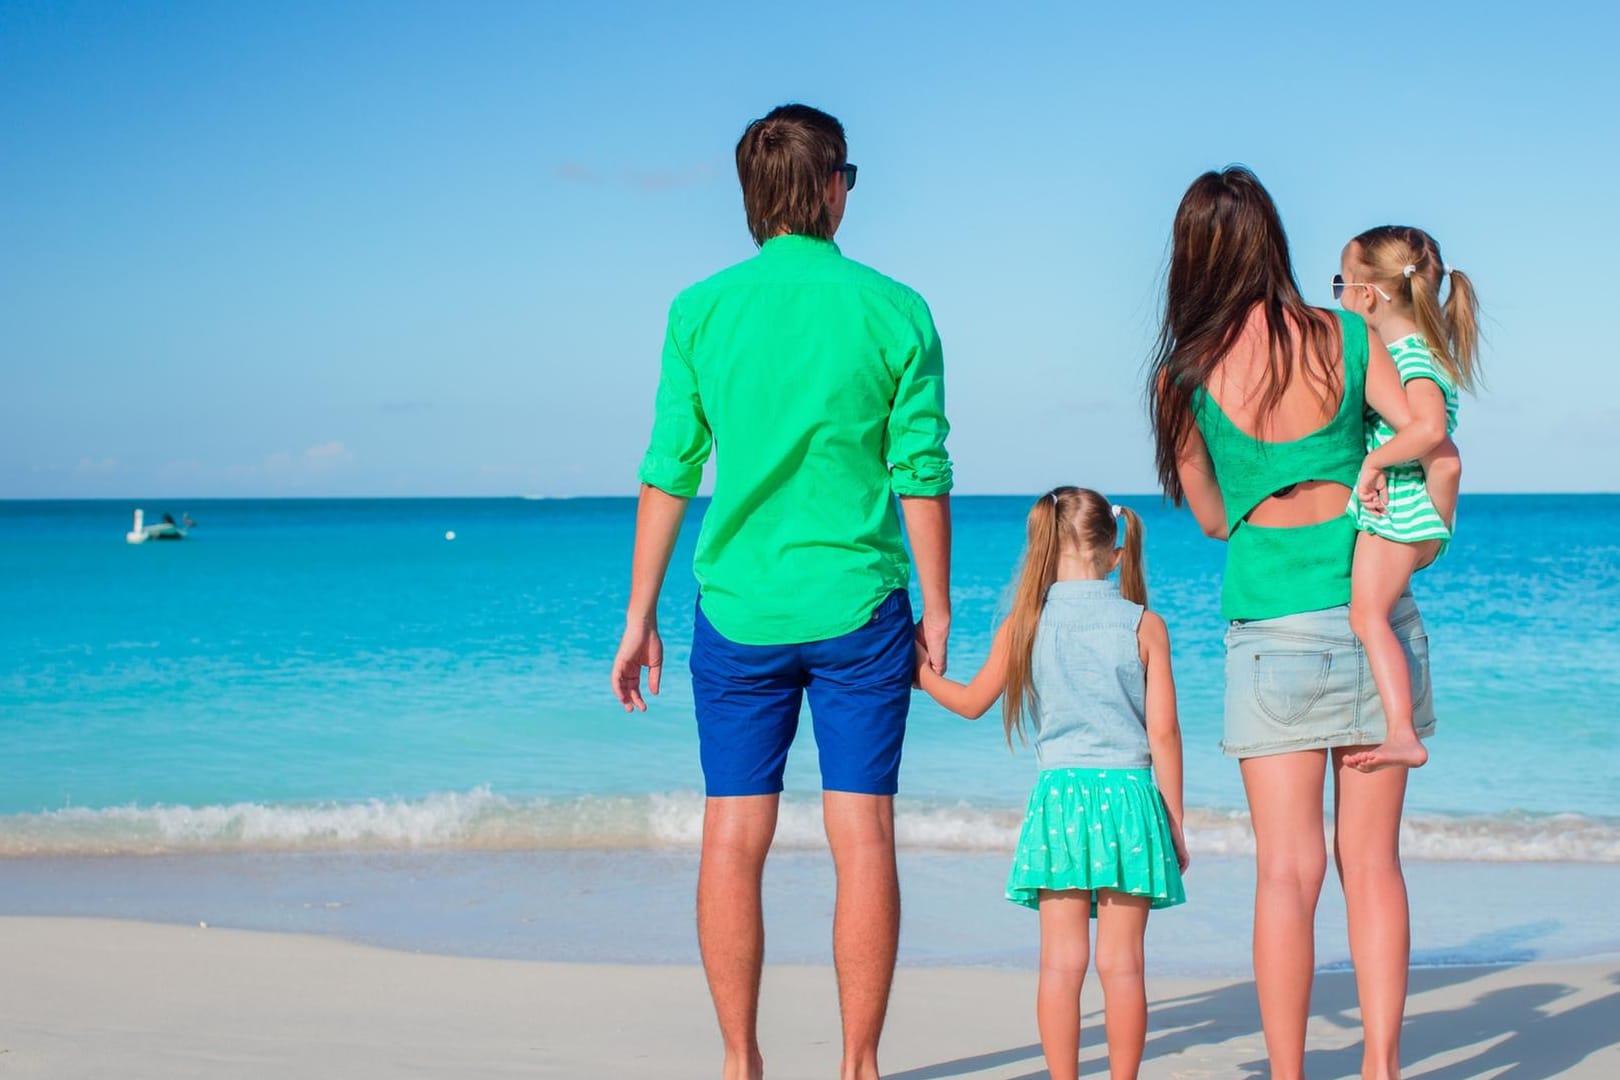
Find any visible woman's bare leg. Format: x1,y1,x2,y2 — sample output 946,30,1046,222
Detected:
1240,751,1329,1080
1331,747,1412,1080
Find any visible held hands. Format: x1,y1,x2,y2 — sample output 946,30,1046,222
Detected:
610,617,663,712
917,610,950,676
1356,461,1389,516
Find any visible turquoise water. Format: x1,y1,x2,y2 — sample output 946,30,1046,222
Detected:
2,495,1617,860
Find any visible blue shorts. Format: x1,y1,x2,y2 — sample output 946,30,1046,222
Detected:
690,589,914,797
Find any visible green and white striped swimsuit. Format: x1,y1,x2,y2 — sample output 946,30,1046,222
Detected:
1347,334,1457,549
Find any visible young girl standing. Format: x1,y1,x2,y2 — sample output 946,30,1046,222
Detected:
1338,225,1481,772
916,487,1187,1080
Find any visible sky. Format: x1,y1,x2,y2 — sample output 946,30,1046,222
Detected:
3,0,1616,498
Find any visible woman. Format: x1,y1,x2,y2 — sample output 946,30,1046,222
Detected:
1147,167,1434,1080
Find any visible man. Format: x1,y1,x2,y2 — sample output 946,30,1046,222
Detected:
610,103,951,1080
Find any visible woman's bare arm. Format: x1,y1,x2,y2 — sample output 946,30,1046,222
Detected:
1176,424,1228,540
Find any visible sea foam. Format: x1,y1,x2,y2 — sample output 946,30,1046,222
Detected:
3,789,1616,862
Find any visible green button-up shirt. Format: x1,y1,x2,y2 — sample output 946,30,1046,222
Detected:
639,234,952,645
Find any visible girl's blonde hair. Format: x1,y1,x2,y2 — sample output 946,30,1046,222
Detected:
1349,225,1482,392
1002,487,1146,747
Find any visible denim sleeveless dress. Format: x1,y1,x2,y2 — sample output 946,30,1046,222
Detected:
1005,581,1187,914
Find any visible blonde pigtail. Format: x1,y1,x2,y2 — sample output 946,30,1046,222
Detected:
1443,267,1483,392
1002,490,1065,747
1116,506,1149,608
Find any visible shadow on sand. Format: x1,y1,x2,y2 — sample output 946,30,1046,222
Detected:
887,924,1619,1080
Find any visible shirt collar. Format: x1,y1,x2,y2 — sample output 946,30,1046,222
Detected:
1046,579,1119,599
760,233,841,257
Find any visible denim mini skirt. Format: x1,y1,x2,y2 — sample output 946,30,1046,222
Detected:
1222,593,1436,758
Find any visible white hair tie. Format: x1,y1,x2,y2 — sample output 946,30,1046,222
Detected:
1444,263,1455,275
1110,504,1124,519
1403,264,1417,278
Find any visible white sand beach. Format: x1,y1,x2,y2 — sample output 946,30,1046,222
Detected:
3,916,1617,1079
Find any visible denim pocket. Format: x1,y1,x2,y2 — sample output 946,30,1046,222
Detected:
1251,650,1332,726
1403,633,1432,714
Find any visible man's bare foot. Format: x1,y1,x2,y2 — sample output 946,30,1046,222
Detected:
1346,734,1428,773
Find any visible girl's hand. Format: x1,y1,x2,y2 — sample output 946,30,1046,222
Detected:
1170,818,1190,873
1356,461,1388,515
912,628,931,688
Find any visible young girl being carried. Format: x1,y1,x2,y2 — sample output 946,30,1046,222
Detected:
916,487,1188,1080
1338,226,1481,771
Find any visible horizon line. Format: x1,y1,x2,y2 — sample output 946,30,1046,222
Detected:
4,490,1617,503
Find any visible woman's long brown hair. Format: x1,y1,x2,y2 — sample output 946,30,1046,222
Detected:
1147,167,1342,503
1002,488,1146,746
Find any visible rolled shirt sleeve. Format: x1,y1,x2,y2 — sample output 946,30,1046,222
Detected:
637,299,712,497
886,300,953,496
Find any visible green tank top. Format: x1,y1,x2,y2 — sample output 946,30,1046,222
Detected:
1191,310,1369,621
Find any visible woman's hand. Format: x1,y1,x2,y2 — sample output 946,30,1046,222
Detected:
1356,461,1388,515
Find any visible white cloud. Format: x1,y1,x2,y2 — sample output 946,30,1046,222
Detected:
303,441,354,471
250,442,354,484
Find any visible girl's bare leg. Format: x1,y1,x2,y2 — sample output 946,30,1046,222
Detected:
1240,750,1329,1080
1094,891,1151,1080
1036,890,1092,1080
1345,533,1432,772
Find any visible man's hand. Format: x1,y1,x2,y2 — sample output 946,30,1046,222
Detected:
1356,462,1388,515
917,610,950,676
610,618,664,712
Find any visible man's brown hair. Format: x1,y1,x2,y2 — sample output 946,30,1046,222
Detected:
735,104,846,246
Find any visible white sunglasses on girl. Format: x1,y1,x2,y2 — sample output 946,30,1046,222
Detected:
1331,273,1391,302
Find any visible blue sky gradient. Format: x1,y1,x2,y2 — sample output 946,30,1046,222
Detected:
4,1,1616,497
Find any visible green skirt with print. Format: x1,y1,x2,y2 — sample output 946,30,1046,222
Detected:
1006,767,1186,914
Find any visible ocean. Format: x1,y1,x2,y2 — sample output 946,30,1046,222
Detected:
3,495,1618,971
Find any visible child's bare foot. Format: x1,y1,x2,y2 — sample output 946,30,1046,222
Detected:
1346,734,1429,773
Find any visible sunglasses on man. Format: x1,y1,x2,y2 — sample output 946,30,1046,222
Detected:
832,163,858,191
1331,273,1391,302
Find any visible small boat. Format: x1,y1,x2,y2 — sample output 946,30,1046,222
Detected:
125,509,186,544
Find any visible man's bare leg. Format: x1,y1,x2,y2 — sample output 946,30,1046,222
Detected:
698,794,779,1080
824,791,900,1080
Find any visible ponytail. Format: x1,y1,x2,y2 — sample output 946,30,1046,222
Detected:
1116,506,1148,608
1002,491,1065,747
1442,267,1482,392
1409,269,1453,379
